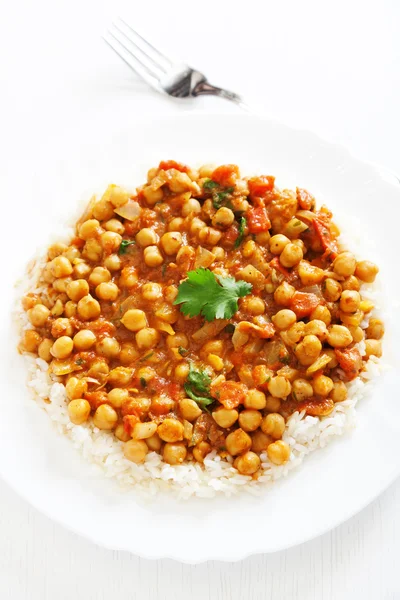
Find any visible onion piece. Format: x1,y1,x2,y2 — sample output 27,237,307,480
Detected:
306,354,332,375
77,195,97,225
114,199,141,221
50,359,82,376
300,285,324,299
153,318,175,335
192,320,228,343
232,326,249,350
296,210,316,224
194,246,215,269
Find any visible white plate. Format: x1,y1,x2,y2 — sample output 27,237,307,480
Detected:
1,113,399,563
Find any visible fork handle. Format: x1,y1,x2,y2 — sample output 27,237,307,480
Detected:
192,80,249,110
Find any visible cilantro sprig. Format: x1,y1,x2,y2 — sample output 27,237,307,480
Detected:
118,240,136,255
184,363,214,410
234,216,247,249
174,268,252,321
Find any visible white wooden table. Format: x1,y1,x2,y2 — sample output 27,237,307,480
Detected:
1,0,400,597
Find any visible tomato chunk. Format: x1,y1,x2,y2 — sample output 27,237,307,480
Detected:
296,187,315,210
335,347,363,380
290,291,320,318
246,207,271,233
158,160,189,173
211,164,240,187
211,380,247,409
312,218,338,260
248,176,275,199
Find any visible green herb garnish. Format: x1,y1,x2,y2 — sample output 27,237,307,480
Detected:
140,377,147,387
212,187,235,210
118,240,136,255
138,352,154,362
161,264,167,278
224,323,235,334
75,358,84,366
184,363,214,410
203,179,219,191
178,346,188,356
174,267,252,321
234,216,247,249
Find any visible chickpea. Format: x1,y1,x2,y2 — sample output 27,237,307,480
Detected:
242,296,265,316
100,231,122,254
93,198,114,221
93,404,118,430
251,430,273,453
365,318,384,340
48,242,68,260
106,185,129,208
104,218,125,234
261,413,285,439
242,240,256,258
342,275,360,291
274,282,295,306
108,367,132,387
78,219,102,240
23,330,42,353
212,207,235,228
279,243,303,268
65,279,88,302
160,232,183,255
268,376,291,399
77,295,101,320
104,388,128,410
190,217,207,236
304,319,327,339
68,399,91,425
295,335,322,365
312,374,334,396
136,328,160,350
264,396,281,412
225,429,252,456
168,217,185,231
74,262,91,279
164,285,178,303
163,442,187,465
193,441,212,463
73,329,96,350
272,309,297,330
238,409,262,432
323,278,342,302
121,309,147,332
96,337,120,358
270,234,290,255
22,293,39,311
146,433,162,452
348,325,364,343
157,419,184,443
119,343,140,365
88,360,109,381
355,260,379,283
28,304,50,327
199,164,215,178
339,309,364,327
172,361,191,389
82,239,103,262
330,381,348,403
136,228,158,247
286,321,306,344
292,378,313,401
50,256,73,278
124,439,148,463
333,252,356,277
325,349,338,368
51,336,73,359
38,338,53,361
182,198,202,216
234,451,261,475
144,246,164,267
340,290,361,313
51,318,73,338
244,389,267,410
143,186,163,205
310,305,331,326
66,377,87,400
53,277,72,293
95,281,119,301
179,398,202,421
142,282,163,301
132,422,158,440
267,440,291,465
118,266,139,289
137,367,156,384
255,231,270,245
166,332,189,350
115,423,131,442
104,254,122,272
326,325,352,348
89,267,111,287
212,408,239,429
198,226,222,246
365,339,382,358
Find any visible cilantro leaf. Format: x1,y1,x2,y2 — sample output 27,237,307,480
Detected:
174,268,252,321
178,346,188,356
118,240,136,255
212,187,235,209
234,216,247,249
184,363,214,410
203,179,219,191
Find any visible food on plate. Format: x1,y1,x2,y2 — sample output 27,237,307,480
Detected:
17,161,383,497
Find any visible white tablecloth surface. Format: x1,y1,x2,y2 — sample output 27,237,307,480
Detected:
1,0,400,597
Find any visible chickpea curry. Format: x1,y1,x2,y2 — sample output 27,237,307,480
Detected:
20,161,384,476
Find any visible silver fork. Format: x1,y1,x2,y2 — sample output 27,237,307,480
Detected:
103,19,248,109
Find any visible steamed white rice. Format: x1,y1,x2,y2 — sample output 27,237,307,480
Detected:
14,218,385,500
